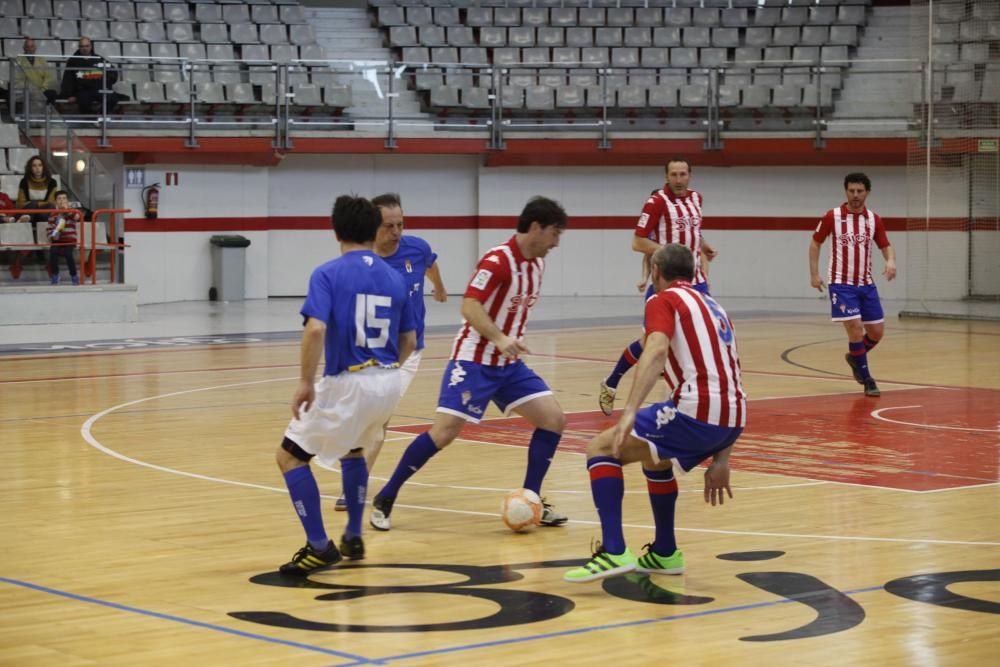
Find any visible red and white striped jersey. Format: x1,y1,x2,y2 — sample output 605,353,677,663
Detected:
812,205,890,286
451,236,543,366
645,282,747,428
634,188,707,285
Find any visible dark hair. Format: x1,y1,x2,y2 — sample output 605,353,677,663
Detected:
54,189,69,199
665,156,692,172
652,244,695,283
517,196,568,233
371,192,401,209
24,155,51,181
331,195,380,244
844,172,871,191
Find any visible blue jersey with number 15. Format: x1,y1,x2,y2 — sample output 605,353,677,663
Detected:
300,249,416,377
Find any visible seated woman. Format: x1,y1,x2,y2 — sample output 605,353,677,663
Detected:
9,155,58,279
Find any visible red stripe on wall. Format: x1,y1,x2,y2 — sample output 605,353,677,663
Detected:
125,216,982,233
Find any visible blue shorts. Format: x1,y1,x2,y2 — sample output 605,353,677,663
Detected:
632,400,743,474
437,360,552,423
828,283,884,323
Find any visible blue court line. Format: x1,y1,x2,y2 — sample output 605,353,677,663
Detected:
0,576,378,664
331,584,885,667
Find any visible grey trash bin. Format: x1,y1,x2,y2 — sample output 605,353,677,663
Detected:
209,235,251,301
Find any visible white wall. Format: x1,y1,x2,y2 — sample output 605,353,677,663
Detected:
120,157,975,304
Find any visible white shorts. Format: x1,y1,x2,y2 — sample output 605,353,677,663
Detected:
400,348,422,396
284,367,403,467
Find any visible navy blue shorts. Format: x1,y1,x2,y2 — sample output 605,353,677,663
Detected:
437,360,552,423
828,283,884,323
632,400,743,473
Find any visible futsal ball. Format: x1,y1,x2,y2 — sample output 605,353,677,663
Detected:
501,488,543,532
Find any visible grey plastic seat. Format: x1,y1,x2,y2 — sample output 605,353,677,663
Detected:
80,20,109,40
168,23,196,43
611,47,638,68
552,47,580,65
509,26,535,48
771,84,801,107
206,44,235,64
492,47,519,66
648,85,677,108
678,83,706,107
566,27,593,48
420,25,448,47
179,42,206,61
138,22,167,43
837,6,866,26
607,8,634,27
781,7,808,26
406,6,432,26
581,46,608,66
137,3,163,22
433,7,460,26
712,27,739,48
556,84,584,108
960,21,987,41
783,67,811,86
271,44,297,64
460,47,489,65
764,46,791,63
479,27,506,48
579,8,606,27
500,86,524,109
961,42,989,63
196,4,223,23
465,8,492,27
671,47,697,68
259,24,288,45
721,8,747,27
462,87,490,110
664,7,691,27
652,26,681,47
226,82,255,106
682,26,710,48
595,28,623,47
54,0,81,19
447,26,476,47
200,23,229,44
289,25,315,46
163,3,189,22
525,85,554,111
231,23,259,44
740,84,769,109
550,8,576,27
222,4,250,24
692,8,719,27
389,26,418,47
809,6,837,25
523,8,549,26
801,83,834,108
431,46,459,64
616,85,645,108
744,27,771,48
635,8,662,27
537,27,564,47
641,47,668,68
377,6,406,26
494,7,520,27
51,19,81,40
107,1,133,20
624,27,651,48
700,47,727,68
80,0,106,20
792,46,820,64
772,26,800,47
723,69,751,86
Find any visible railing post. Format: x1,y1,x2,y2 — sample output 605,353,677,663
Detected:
186,62,199,148
98,60,111,148
491,67,506,151
814,63,826,150
598,67,611,150
385,62,397,149
704,67,722,150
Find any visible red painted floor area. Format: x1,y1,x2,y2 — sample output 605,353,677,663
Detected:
392,387,1000,492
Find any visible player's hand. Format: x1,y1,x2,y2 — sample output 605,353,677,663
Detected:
703,461,733,506
611,410,637,458
883,263,897,281
703,247,718,261
291,380,315,420
810,276,825,292
636,280,647,293
433,288,447,303
496,335,530,360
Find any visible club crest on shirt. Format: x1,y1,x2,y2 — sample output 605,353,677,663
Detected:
470,269,492,290
405,260,413,273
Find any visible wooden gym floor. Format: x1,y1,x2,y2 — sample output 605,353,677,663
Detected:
1,299,998,666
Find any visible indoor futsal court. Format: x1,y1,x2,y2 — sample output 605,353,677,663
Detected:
1,296,998,666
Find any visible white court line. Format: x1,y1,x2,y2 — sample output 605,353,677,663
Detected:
872,405,1000,433
78,377,1000,547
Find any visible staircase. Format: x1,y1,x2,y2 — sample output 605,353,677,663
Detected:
830,5,922,131
302,6,428,124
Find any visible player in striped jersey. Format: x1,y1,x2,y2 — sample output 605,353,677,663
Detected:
275,195,416,576
370,196,570,531
809,172,896,398
598,158,717,416
565,243,745,583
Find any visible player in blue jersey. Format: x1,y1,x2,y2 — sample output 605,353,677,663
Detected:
335,192,447,510
275,194,417,576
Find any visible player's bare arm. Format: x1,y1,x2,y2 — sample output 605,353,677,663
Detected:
701,239,718,261
292,317,325,419
461,297,530,359
426,261,448,302
808,239,825,291
611,330,669,457
632,235,661,257
882,245,897,281
704,445,734,506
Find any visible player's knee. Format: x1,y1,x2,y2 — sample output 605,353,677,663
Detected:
276,437,312,472
548,411,566,434
586,430,614,457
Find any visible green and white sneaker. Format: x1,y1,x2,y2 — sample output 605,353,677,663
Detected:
564,544,636,583
635,544,685,575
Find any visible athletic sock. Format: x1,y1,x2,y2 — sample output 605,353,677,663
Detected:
522,428,561,494
340,457,368,539
606,340,643,390
587,456,625,554
849,340,872,380
863,334,880,352
644,467,679,555
378,431,440,499
283,466,328,550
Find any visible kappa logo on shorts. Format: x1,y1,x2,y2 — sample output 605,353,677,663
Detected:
461,390,472,405
655,404,677,428
448,362,467,388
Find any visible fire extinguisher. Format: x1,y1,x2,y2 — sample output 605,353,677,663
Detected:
142,183,160,219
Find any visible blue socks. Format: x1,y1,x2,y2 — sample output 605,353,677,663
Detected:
283,466,328,551
588,456,625,554
378,431,440,499
644,467,679,556
340,457,368,539
522,428,562,494
606,339,643,389
849,340,871,380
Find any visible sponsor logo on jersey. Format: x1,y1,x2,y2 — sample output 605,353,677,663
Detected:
508,293,539,312
363,256,374,266
837,232,870,245
486,255,501,264
470,269,492,290
448,361,467,388
638,212,650,229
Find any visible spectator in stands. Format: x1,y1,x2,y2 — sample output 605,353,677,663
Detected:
60,37,120,115
16,155,58,220
46,190,81,285
14,37,59,107
0,190,15,223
